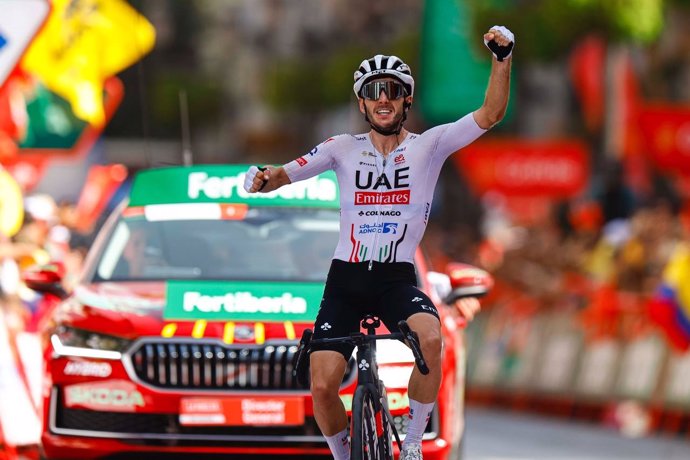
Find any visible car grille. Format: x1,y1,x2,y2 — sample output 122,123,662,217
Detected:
126,339,355,391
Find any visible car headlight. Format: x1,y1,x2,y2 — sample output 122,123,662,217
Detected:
51,326,131,360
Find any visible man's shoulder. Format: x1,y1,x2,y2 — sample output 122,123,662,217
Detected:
313,133,369,150
323,133,369,143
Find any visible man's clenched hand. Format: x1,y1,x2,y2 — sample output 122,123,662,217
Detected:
484,25,514,62
243,165,271,193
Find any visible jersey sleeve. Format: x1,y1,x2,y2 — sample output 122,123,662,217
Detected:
428,112,487,161
283,136,341,183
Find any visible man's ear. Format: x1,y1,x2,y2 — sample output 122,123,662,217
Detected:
358,98,366,114
404,96,413,110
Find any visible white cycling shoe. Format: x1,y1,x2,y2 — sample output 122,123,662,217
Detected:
400,444,423,460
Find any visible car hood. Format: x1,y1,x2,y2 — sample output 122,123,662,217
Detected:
59,281,321,342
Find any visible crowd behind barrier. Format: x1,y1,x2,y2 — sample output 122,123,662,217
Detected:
448,185,690,438
0,194,88,456
0,195,88,332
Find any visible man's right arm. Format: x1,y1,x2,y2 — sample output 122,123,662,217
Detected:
244,136,340,194
473,26,514,130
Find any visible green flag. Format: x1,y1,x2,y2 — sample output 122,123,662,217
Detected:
419,0,513,125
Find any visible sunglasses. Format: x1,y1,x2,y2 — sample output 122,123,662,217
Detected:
360,80,408,100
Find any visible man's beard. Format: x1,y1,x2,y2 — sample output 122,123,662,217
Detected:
365,105,404,136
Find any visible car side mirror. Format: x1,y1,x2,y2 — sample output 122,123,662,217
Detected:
22,262,68,300
444,263,493,305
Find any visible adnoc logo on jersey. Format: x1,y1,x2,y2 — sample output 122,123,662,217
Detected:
165,281,323,321
358,222,398,234
129,165,339,209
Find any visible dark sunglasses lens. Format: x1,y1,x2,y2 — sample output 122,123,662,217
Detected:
361,81,406,100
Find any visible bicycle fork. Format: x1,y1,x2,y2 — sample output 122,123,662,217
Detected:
377,383,402,451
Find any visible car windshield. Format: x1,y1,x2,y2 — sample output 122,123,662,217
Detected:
92,206,340,282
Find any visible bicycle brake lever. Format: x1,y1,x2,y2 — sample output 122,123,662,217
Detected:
397,321,430,375
292,329,313,386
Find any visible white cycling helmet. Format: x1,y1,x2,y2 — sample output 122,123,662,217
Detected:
353,54,415,98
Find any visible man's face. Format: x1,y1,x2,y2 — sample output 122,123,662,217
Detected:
358,78,413,130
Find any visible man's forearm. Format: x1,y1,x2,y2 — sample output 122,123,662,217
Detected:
474,58,511,129
259,166,291,193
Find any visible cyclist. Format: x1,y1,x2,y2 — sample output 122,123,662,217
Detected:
244,26,514,460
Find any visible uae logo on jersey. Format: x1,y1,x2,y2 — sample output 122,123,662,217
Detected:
394,154,405,165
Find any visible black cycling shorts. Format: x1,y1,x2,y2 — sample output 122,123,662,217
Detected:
311,259,440,360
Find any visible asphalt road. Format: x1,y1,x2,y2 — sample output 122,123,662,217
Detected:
464,406,690,460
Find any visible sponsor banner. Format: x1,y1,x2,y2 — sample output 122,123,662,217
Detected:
180,396,304,426
453,139,589,197
129,165,339,209
638,105,690,174
64,380,145,412
165,280,323,322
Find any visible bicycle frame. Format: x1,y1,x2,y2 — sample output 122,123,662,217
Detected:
293,316,429,458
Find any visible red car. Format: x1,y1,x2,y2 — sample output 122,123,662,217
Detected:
24,165,484,459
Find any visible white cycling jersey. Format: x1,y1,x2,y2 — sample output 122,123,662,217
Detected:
284,113,486,265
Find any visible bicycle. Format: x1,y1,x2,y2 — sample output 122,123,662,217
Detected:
293,315,429,460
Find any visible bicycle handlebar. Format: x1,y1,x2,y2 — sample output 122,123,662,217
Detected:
291,320,429,385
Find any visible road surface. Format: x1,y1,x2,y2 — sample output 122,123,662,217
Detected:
464,406,690,460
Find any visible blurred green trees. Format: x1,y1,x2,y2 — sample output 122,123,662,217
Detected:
466,0,690,61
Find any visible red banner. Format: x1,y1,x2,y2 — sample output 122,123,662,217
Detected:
453,139,590,197
569,35,606,133
73,163,128,233
638,105,690,174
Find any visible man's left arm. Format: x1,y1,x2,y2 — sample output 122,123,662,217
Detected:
473,26,514,130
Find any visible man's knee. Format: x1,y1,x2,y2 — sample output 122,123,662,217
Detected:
419,330,443,362
407,313,443,363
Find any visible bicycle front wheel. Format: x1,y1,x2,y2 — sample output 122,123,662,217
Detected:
351,385,384,460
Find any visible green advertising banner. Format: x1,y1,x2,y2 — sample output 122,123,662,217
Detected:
165,280,324,322
129,165,340,209
419,0,514,125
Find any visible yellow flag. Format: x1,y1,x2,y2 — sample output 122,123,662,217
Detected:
21,0,155,126
0,167,24,237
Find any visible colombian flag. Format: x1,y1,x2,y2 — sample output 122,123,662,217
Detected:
649,243,690,350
